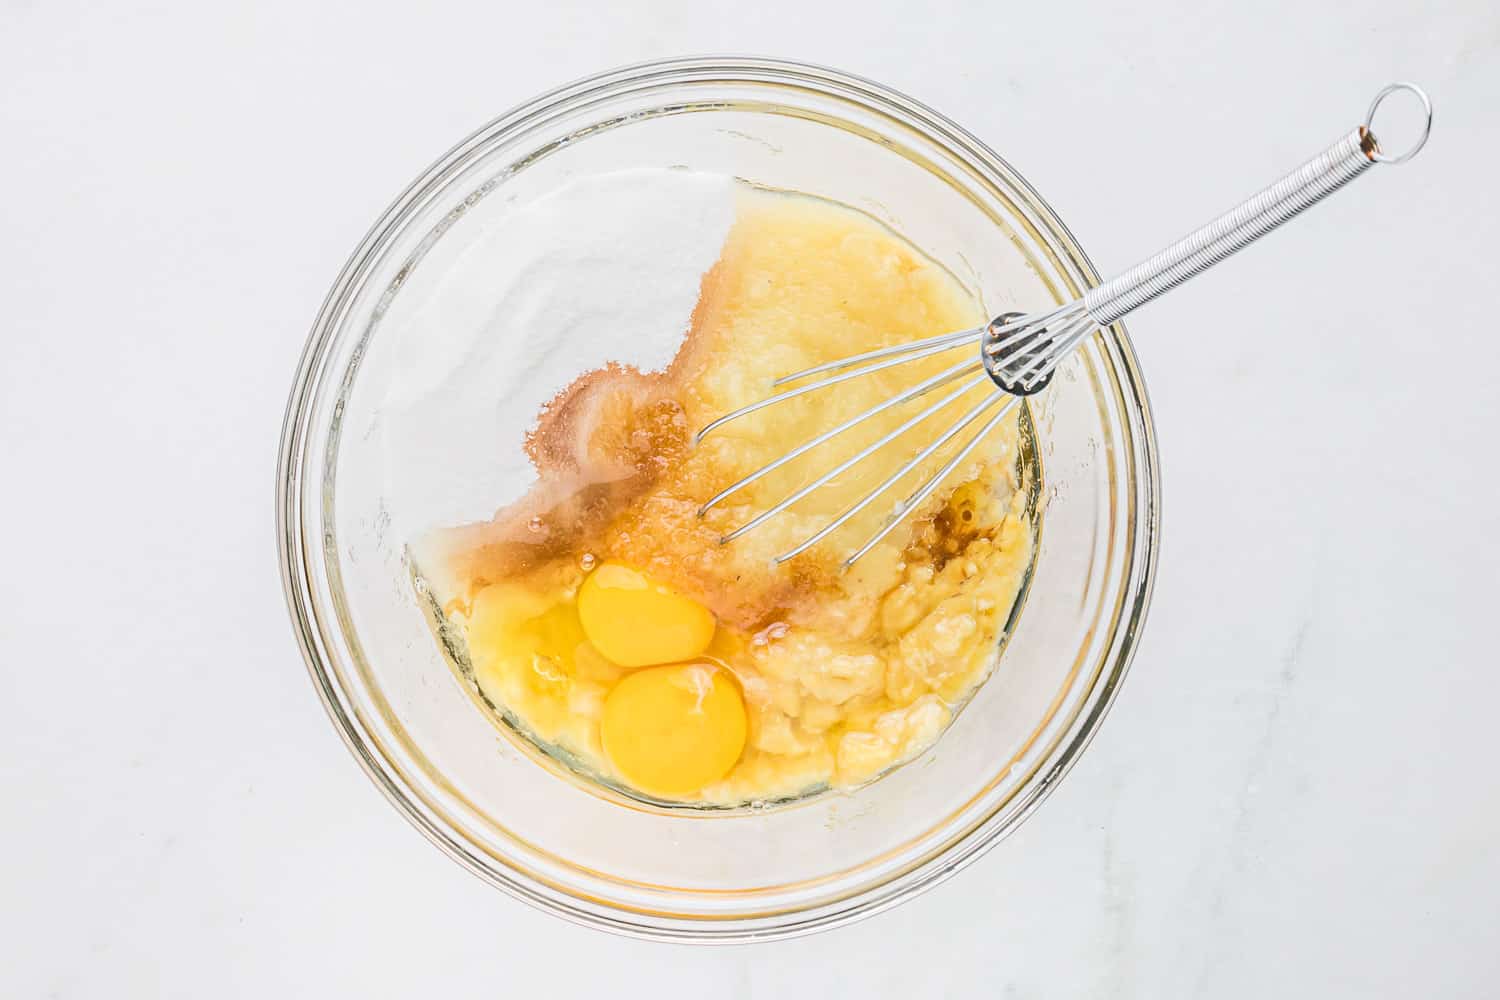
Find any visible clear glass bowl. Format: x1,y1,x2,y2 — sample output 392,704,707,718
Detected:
277,57,1159,941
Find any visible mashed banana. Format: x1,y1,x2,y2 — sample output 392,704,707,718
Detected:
419,185,1036,805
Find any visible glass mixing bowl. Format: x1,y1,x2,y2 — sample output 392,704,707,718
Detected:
277,57,1159,941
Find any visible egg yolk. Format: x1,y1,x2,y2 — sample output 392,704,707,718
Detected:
600,662,748,796
577,562,716,667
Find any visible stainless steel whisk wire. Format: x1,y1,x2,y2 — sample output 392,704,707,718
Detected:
697,83,1433,567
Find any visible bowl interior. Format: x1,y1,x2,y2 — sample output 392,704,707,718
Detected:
281,59,1157,940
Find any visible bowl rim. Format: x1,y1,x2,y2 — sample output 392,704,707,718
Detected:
276,54,1161,942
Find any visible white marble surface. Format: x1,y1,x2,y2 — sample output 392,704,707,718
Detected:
3,1,1498,996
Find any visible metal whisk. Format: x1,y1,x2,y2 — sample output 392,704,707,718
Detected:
698,83,1432,568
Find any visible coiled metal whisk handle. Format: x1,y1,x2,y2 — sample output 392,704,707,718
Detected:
1083,83,1432,327
983,83,1432,396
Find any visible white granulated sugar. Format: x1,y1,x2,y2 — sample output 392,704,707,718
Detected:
374,168,735,536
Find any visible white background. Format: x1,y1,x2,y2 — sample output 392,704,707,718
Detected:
3,1,1498,996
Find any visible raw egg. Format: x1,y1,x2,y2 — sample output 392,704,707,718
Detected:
577,562,716,667
600,662,748,796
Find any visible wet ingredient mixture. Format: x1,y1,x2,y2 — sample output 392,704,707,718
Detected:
417,180,1036,805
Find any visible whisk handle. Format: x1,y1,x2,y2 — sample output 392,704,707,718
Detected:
1082,83,1432,328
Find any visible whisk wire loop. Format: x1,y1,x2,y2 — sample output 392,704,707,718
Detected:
720,373,991,545
699,358,978,517
773,391,1012,564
